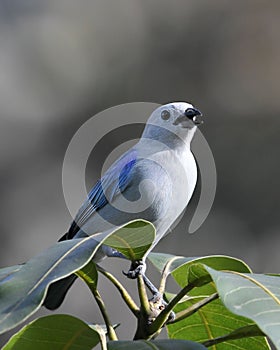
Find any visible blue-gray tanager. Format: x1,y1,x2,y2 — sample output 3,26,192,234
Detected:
44,102,203,310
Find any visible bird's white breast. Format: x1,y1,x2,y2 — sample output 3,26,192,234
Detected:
138,145,197,244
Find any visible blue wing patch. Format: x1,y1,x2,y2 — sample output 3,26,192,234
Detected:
67,149,137,238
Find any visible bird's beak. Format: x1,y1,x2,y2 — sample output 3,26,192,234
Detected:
185,108,203,125
173,107,203,127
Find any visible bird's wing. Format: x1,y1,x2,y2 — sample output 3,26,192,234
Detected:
66,149,137,239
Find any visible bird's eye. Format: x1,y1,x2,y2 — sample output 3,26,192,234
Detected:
161,110,170,120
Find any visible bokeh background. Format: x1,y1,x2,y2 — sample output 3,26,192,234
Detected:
1,0,280,345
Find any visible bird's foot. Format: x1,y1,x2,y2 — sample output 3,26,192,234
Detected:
123,262,160,297
123,260,146,279
123,261,175,325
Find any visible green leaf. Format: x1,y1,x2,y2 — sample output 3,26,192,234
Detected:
167,297,270,350
148,253,251,285
0,220,155,334
206,268,280,349
0,265,22,283
76,261,98,290
3,314,103,350
202,324,265,347
148,254,269,349
108,339,207,349
105,220,155,260
0,236,101,335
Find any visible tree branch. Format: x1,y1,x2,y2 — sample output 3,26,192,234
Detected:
76,269,118,341
137,274,150,316
92,288,118,341
97,265,140,317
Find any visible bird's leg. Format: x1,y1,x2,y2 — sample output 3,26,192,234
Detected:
108,252,175,323
123,260,175,324
123,259,147,279
123,260,158,294
141,273,161,298
144,275,175,324
105,247,159,295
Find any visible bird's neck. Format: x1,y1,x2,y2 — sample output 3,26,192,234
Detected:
141,124,196,150
183,127,197,147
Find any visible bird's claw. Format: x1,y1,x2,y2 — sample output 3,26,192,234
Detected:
123,261,176,325
122,265,143,279
122,260,146,279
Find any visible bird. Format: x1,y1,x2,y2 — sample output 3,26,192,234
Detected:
44,102,203,310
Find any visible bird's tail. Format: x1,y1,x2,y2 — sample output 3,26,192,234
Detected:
43,274,77,310
43,231,126,309
43,231,78,310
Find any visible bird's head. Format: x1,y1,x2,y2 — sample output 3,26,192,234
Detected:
143,102,203,146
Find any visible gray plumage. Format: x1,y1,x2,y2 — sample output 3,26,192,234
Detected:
44,102,202,309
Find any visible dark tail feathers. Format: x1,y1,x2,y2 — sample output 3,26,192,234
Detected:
43,274,77,310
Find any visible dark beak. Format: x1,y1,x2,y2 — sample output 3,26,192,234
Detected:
173,107,203,127
184,107,203,125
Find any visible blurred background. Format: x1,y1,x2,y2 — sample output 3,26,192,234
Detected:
0,0,280,345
